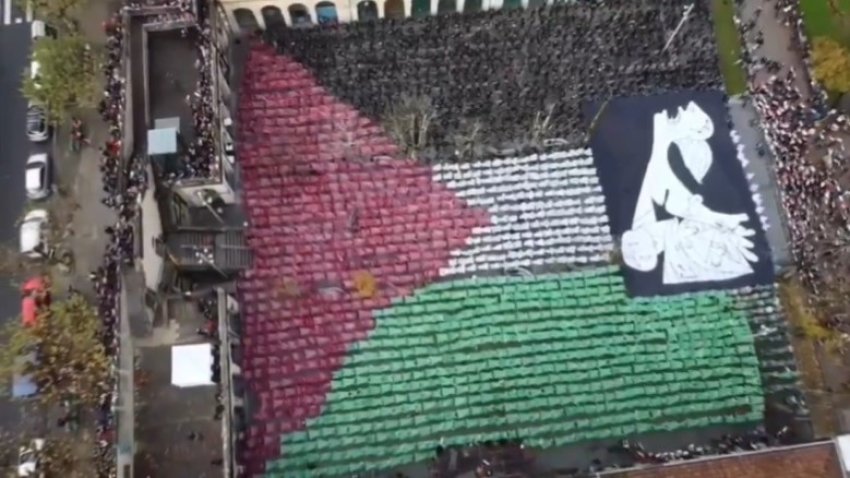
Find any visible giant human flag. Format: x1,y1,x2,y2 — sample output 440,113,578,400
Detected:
237,44,778,478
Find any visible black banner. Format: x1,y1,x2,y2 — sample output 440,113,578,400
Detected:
584,91,773,296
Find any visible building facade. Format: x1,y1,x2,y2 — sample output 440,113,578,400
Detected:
219,0,549,34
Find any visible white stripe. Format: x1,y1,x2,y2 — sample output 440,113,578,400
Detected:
3,0,11,25
435,150,615,277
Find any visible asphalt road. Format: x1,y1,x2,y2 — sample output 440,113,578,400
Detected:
0,22,33,428
0,0,26,26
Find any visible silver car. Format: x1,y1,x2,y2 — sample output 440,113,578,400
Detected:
25,154,51,200
26,105,48,143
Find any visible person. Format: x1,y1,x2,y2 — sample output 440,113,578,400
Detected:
71,117,91,151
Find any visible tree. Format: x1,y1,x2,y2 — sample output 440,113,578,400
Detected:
452,118,484,161
383,95,435,159
22,35,100,123
529,105,555,147
0,295,110,408
0,428,100,477
16,0,88,31
811,37,850,94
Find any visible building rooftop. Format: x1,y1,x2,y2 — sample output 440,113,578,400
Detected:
133,295,224,478
232,4,805,477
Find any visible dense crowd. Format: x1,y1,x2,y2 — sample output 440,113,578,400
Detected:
85,0,225,474
426,426,794,477
194,292,226,420
144,0,219,180
71,0,850,476
430,441,533,478
123,0,220,180
86,11,137,478
274,0,723,155
735,0,850,308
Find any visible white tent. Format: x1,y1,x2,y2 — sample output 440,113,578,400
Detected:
171,344,213,387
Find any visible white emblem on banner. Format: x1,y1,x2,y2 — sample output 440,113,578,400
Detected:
621,101,758,284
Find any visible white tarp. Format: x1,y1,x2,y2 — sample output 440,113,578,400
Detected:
837,435,850,472
171,343,213,387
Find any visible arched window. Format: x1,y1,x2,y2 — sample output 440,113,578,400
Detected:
233,8,260,32
502,0,521,9
357,0,379,20
384,0,404,18
261,6,286,29
412,0,430,17
437,0,456,13
462,0,481,12
288,4,312,26
316,1,339,24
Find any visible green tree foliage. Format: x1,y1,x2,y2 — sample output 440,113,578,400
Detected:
22,35,99,123
812,37,850,94
0,294,110,408
17,0,88,31
0,430,99,477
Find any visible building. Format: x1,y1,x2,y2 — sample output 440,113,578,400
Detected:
218,0,549,34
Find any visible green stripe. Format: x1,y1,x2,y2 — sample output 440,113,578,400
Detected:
268,267,764,477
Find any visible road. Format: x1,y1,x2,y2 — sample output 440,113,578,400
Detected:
0,0,28,26
0,21,33,429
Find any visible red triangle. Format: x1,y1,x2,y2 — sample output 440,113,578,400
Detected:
237,42,490,473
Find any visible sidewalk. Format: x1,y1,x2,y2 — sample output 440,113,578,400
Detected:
52,0,121,300
55,117,118,300
737,2,809,93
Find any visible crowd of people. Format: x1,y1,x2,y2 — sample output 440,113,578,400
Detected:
195,292,227,420
430,440,534,478
182,0,221,182
736,0,850,314
119,0,220,182
132,0,220,181
60,0,848,476
274,0,723,156
85,0,224,474
85,11,138,478
426,426,794,477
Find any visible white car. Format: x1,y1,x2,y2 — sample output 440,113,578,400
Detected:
20,209,48,259
25,154,51,200
17,438,44,477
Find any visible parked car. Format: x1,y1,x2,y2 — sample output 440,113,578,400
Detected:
26,104,49,143
17,438,44,477
12,278,49,401
19,209,49,259
24,154,51,200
